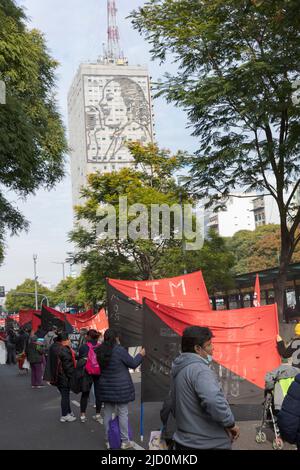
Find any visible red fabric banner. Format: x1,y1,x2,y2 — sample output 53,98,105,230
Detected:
108,271,211,310
32,313,41,332
72,309,108,333
254,274,261,307
42,305,108,333
144,299,281,389
19,310,40,327
74,309,94,320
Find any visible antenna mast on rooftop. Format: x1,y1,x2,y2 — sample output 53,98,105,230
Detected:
107,0,122,61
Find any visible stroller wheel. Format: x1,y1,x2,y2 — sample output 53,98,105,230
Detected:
255,431,267,444
272,438,284,450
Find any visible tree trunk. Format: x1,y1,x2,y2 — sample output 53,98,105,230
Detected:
274,270,287,324
274,230,293,334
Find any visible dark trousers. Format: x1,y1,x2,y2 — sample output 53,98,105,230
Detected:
30,362,43,386
57,386,72,417
6,343,16,364
80,375,102,413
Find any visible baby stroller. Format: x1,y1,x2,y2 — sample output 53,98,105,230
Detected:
255,365,299,450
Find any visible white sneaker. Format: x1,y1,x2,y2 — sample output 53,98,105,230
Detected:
105,441,110,450
80,415,87,423
121,441,134,450
92,414,103,424
60,414,77,423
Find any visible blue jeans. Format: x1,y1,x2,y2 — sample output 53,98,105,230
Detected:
57,386,72,417
104,403,129,442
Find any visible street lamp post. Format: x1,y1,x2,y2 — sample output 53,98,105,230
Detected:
40,296,49,309
52,261,67,311
33,254,38,310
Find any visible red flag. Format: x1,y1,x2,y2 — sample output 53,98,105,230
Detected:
254,274,261,307
108,271,211,310
144,298,281,389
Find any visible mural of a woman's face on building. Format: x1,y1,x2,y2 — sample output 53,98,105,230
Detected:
86,76,152,163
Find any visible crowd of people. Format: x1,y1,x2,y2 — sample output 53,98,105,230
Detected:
1,321,300,451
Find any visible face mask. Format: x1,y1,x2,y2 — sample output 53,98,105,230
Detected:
200,346,213,365
206,354,213,364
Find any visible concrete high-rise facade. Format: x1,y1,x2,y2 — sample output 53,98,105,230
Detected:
68,1,154,209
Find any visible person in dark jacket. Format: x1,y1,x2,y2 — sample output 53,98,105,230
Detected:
96,329,145,450
78,329,102,423
277,373,300,450
15,328,29,373
44,332,77,422
277,324,300,368
5,329,17,365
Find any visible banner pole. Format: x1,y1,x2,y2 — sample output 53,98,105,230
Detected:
140,402,144,443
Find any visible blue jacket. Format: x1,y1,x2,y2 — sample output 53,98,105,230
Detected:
96,345,142,404
277,373,300,447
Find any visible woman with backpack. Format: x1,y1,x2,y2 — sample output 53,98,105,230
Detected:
96,329,145,450
78,329,102,423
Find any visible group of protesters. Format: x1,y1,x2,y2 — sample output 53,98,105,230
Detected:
1,320,300,451
0,324,144,450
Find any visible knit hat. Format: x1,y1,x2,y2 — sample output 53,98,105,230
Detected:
294,323,300,336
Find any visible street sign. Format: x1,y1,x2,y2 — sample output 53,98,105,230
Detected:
0,287,5,298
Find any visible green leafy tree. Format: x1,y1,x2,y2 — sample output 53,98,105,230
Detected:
51,276,86,310
130,0,300,320
5,279,52,313
0,0,67,259
227,224,300,274
69,143,192,302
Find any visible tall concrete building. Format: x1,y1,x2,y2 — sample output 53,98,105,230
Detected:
204,192,281,237
68,1,154,209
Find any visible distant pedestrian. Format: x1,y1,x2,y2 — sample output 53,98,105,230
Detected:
171,326,240,450
44,327,58,356
96,329,145,450
78,329,102,424
78,328,88,350
44,332,77,422
15,328,29,373
34,325,47,339
6,329,17,365
26,336,46,388
0,331,7,365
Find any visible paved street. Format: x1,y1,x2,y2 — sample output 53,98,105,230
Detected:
0,364,296,451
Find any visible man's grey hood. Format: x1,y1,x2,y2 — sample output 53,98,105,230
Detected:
172,353,208,378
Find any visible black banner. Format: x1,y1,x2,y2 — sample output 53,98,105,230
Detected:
141,301,181,403
40,306,73,335
106,281,143,348
141,301,263,419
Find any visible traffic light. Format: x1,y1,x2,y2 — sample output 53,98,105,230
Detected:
0,286,5,298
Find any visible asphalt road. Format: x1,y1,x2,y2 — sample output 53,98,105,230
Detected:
0,365,296,451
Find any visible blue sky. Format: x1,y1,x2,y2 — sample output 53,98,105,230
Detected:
0,0,199,292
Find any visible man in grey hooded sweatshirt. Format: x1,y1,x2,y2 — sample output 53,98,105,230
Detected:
172,326,240,450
